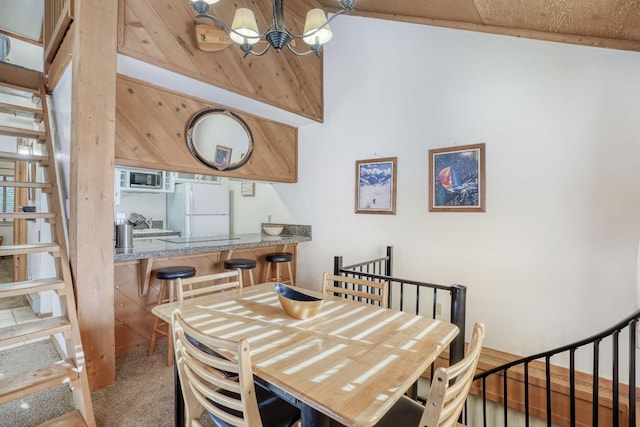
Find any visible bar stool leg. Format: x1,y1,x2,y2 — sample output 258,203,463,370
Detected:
287,261,294,286
248,269,255,286
148,280,175,366
264,263,272,283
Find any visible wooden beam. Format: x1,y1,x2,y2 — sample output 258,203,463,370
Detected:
330,9,640,52
70,0,118,390
46,22,75,92
0,29,43,47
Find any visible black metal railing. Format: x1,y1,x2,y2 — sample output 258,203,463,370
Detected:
471,310,639,427
333,246,467,372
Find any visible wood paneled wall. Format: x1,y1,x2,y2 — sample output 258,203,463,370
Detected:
115,75,298,182
117,0,324,122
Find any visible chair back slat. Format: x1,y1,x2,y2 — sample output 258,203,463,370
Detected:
177,270,243,301
322,272,388,307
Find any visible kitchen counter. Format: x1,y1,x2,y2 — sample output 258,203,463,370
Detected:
114,231,311,262
132,228,180,239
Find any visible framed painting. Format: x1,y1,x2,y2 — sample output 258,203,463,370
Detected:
355,157,397,215
429,143,485,212
213,145,232,168
241,182,255,196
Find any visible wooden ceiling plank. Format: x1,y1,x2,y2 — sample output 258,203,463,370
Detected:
340,9,640,52
319,0,484,23
324,0,640,50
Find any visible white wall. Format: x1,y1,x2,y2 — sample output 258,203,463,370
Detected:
227,180,293,234
280,15,640,358
115,179,292,234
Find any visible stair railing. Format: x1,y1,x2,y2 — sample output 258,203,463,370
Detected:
471,310,639,427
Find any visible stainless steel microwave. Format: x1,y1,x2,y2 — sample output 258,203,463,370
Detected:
129,170,163,189
115,168,174,193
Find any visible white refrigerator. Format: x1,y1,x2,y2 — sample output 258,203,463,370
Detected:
167,183,230,237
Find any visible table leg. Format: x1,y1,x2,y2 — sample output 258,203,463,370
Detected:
175,363,184,427
301,405,330,427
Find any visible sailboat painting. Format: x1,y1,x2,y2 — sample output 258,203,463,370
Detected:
356,157,397,215
429,143,485,212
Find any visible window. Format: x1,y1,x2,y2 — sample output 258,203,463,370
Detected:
0,175,15,219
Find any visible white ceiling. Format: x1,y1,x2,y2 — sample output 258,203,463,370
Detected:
0,0,43,41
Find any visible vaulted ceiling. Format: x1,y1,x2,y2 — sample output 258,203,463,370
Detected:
319,0,640,52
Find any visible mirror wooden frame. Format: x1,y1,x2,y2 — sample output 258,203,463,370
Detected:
186,108,254,171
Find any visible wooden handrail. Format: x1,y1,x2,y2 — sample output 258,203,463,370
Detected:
44,0,73,65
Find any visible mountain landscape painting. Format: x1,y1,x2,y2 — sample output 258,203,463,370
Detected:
356,157,397,214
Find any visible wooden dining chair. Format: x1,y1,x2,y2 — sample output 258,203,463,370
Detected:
172,308,301,427
176,270,243,301
321,272,389,307
336,322,485,427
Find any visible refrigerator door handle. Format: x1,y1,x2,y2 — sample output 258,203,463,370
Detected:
185,215,192,237
189,186,193,214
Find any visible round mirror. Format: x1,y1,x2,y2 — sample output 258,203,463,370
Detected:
186,108,254,171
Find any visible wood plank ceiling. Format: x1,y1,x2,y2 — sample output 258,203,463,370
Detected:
319,0,640,52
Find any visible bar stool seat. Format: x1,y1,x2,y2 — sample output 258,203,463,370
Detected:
148,266,196,366
224,258,256,285
264,252,294,286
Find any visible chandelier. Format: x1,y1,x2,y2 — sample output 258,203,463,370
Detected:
190,0,356,57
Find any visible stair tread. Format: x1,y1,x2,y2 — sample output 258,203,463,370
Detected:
37,410,88,427
0,359,80,405
0,243,60,257
0,316,72,347
0,181,52,188
0,151,48,162
0,101,43,119
0,80,40,98
0,211,56,220
0,124,45,140
0,277,66,298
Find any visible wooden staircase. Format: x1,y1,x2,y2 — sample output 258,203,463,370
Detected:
0,64,95,426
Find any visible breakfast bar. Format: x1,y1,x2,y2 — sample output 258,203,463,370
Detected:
114,225,311,356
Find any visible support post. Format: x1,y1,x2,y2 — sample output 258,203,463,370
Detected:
449,284,467,365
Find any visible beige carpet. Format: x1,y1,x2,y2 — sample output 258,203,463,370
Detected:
92,343,175,427
0,340,185,427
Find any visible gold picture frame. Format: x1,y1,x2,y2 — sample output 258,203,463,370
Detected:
429,143,485,212
355,157,397,215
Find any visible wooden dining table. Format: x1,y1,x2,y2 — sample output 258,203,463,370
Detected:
152,282,459,427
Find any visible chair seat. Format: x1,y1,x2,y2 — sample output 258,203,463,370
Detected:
370,396,422,427
329,395,466,427
207,385,300,427
155,266,196,280
224,258,257,270
265,252,293,263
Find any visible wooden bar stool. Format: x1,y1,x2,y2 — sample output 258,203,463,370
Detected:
148,266,196,366
264,252,294,286
223,258,256,286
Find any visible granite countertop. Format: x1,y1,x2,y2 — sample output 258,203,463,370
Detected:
114,225,311,262
132,228,180,239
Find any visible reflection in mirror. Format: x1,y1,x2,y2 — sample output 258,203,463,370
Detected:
186,109,254,171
